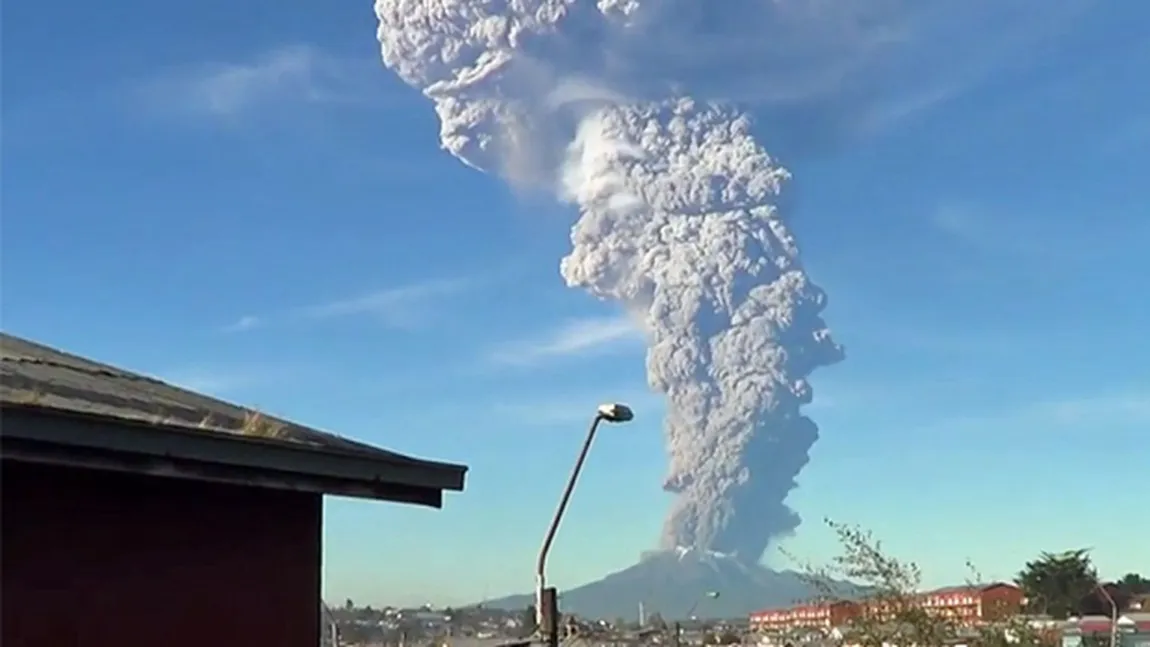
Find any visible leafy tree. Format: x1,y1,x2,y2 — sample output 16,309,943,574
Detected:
1118,573,1150,596
1079,584,1126,617
1015,550,1098,619
797,519,1053,647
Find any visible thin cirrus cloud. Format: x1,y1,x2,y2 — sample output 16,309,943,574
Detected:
141,44,381,119
808,376,1150,442
486,314,644,367
585,0,1092,154
220,315,263,334
930,203,1086,268
930,202,1147,269
300,278,467,320
153,367,274,397
997,389,1150,428
893,387,1150,448
220,277,472,334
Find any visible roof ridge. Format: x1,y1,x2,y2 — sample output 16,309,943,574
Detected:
1,331,414,462
7,356,167,384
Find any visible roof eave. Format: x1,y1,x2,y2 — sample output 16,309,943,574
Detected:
0,404,466,502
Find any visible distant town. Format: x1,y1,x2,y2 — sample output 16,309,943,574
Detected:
326,562,1150,647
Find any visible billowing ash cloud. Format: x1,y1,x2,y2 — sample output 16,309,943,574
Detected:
555,101,843,560
375,0,1085,562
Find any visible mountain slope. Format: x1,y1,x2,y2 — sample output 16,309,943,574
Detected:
482,549,821,620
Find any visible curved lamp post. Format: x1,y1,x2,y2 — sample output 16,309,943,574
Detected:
535,403,635,647
1095,583,1119,647
687,590,721,621
677,591,721,647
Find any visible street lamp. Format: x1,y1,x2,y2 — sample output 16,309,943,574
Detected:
535,403,635,646
687,591,721,621
678,591,721,647
1095,583,1119,647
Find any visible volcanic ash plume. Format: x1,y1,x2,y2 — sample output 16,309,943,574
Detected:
375,0,843,564
559,101,843,560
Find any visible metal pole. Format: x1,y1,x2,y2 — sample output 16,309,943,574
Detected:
1096,584,1118,647
542,587,560,647
535,414,605,629
685,592,718,634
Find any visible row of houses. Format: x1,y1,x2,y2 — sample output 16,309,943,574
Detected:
749,583,1025,632
1066,613,1150,647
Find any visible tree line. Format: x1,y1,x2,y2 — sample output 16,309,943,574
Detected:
799,520,1147,647
1015,549,1148,618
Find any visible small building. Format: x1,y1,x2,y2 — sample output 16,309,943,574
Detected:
916,583,1024,623
749,582,1025,634
750,600,861,632
1063,613,1150,647
0,333,468,647
861,582,1023,624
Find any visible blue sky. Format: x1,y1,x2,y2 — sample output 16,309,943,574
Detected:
4,0,1148,608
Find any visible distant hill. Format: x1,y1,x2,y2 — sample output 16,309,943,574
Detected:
481,548,838,620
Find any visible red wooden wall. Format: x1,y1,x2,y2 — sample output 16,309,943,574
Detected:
2,460,323,647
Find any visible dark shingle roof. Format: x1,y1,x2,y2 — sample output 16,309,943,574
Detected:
1,333,401,454
0,332,466,505
923,583,1016,596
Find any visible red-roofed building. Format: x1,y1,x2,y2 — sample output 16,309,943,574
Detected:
750,601,861,632
749,583,1024,633
916,583,1024,623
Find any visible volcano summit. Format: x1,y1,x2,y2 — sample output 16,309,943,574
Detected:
483,548,816,620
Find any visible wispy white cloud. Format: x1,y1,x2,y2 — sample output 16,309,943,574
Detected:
872,384,1150,437
988,390,1150,428
220,315,263,334
930,202,1147,272
856,83,964,135
866,387,1150,454
930,205,1024,255
679,0,1094,146
811,376,1150,436
487,314,643,367
298,278,471,328
141,45,376,119
930,203,1085,264
219,277,473,333
156,367,275,396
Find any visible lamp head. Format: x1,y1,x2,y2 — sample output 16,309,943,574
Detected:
597,403,634,422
